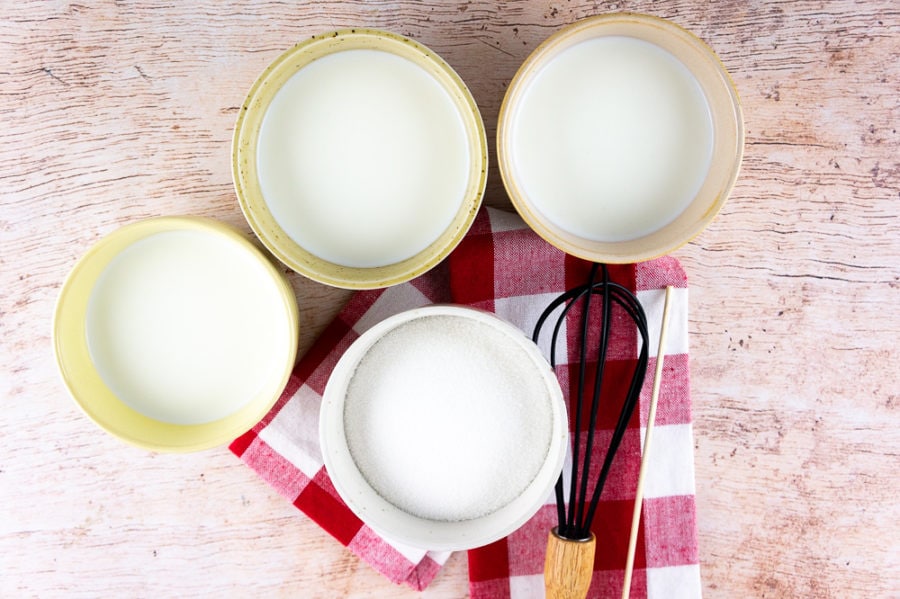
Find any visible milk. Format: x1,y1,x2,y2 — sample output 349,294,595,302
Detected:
257,49,470,268
510,36,714,242
85,230,291,425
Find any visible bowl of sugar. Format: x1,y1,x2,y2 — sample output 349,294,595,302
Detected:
320,305,568,550
53,217,299,452
233,29,488,289
498,13,744,263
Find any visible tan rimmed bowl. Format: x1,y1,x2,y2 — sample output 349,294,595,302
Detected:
233,29,488,289
498,13,744,263
53,217,299,453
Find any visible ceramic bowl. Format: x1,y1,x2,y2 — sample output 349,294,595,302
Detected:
497,13,744,263
53,217,299,452
233,29,488,289
319,305,568,550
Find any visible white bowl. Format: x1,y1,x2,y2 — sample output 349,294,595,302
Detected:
320,305,567,550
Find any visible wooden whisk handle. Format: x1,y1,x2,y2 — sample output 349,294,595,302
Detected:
544,527,596,599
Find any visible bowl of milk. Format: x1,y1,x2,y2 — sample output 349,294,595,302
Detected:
319,305,568,550
498,13,744,263
53,217,299,452
233,29,488,289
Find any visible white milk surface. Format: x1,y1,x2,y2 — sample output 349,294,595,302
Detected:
86,230,291,425
257,49,470,268
511,36,714,241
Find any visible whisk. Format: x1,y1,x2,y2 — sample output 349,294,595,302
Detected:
534,263,649,598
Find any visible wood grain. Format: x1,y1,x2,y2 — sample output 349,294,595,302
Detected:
545,531,597,599
1,1,897,597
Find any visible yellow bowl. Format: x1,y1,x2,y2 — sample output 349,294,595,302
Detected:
498,13,744,263
53,217,299,453
233,29,488,289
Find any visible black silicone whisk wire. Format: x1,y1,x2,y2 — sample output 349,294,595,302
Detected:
533,263,649,541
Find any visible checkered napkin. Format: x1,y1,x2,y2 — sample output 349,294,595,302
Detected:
230,207,700,596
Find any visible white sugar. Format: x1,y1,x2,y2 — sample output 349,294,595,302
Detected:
343,314,553,522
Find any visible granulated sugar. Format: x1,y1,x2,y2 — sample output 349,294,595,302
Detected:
343,314,553,522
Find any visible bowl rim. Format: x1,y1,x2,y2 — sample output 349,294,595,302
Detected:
497,12,745,263
232,28,488,289
52,216,299,453
319,304,568,551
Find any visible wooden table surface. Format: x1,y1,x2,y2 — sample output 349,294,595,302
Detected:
2,1,898,597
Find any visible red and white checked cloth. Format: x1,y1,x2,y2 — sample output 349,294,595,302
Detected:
231,207,700,597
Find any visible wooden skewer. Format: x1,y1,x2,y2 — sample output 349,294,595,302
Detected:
621,285,675,599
